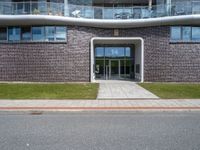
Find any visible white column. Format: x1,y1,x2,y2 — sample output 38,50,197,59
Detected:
64,0,69,16
166,0,171,15
149,0,152,10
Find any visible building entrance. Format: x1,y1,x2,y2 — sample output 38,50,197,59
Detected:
95,44,135,80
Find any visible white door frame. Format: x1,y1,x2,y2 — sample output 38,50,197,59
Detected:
90,37,144,82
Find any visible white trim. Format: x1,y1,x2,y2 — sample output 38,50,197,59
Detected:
0,14,200,28
90,37,144,83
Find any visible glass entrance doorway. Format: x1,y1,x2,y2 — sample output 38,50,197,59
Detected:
95,44,135,80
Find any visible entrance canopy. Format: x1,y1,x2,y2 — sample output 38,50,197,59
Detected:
90,37,144,82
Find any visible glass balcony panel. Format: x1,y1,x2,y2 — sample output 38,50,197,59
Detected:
38,2,47,15
141,7,151,18
1,2,12,15
70,5,82,18
104,8,114,19
24,2,31,14
94,7,103,19
0,1,199,20
132,7,142,19
81,6,94,19
156,4,167,17
114,7,123,19
192,1,200,14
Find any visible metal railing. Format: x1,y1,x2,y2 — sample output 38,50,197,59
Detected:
0,2,200,20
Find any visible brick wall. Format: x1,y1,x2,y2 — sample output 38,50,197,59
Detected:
0,25,200,82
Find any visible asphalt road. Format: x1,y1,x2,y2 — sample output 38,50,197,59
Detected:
0,111,200,150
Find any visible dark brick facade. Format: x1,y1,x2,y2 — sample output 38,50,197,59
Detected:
0,25,200,82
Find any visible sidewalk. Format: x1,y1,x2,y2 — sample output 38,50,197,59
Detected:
0,99,200,111
97,80,158,99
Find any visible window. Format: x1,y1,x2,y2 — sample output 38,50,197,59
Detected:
0,26,67,42
32,26,45,41
125,47,131,57
8,27,21,41
105,47,125,57
192,27,200,41
182,27,191,41
21,27,31,41
95,47,104,57
55,27,66,41
0,27,7,41
171,26,200,42
45,26,55,41
171,27,181,41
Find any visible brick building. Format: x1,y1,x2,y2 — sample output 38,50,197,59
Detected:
0,0,200,82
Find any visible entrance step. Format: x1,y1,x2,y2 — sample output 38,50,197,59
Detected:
97,80,159,100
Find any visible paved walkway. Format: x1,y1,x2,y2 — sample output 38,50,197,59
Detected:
0,99,200,111
97,80,158,99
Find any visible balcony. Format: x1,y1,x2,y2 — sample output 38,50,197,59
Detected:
0,2,200,20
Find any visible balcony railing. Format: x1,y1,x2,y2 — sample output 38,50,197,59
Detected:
0,2,200,20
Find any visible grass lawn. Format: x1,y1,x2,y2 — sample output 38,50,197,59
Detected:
139,83,200,99
0,83,99,100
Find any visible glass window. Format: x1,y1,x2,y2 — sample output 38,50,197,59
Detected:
95,47,104,57
171,27,181,41
182,27,191,41
105,47,125,57
55,27,66,41
45,26,55,41
8,27,21,41
21,27,31,41
0,27,7,41
192,27,200,41
32,26,45,41
125,47,131,57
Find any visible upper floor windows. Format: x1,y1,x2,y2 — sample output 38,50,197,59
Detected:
8,27,21,41
22,27,31,41
0,26,67,42
192,27,200,41
32,26,45,41
170,26,200,42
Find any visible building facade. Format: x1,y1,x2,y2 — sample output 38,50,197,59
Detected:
0,0,200,82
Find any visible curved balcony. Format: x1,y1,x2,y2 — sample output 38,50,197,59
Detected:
0,2,200,28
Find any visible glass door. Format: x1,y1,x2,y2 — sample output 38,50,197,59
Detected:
109,60,120,79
